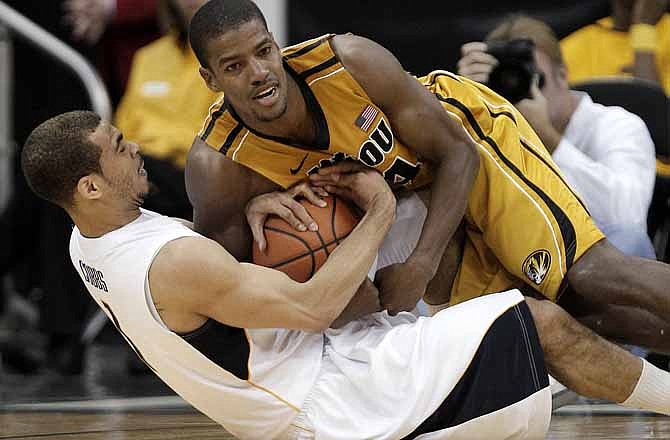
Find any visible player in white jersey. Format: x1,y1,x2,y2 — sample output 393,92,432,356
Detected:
21,111,670,439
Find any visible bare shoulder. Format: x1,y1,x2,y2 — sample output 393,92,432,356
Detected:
149,235,240,332
151,235,234,278
330,34,423,116
330,34,400,76
150,236,239,304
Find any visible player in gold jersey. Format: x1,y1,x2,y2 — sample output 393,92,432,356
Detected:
185,0,670,353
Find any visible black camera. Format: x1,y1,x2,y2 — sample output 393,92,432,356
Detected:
485,38,545,104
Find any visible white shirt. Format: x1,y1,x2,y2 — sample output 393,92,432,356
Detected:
69,209,323,439
552,92,656,231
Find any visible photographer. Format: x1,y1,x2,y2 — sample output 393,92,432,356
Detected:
457,14,657,259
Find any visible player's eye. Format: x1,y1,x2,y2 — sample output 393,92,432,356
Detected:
225,63,241,72
258,46,271,57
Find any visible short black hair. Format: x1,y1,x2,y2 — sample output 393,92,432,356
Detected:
22,111,102,208
189,0,268,67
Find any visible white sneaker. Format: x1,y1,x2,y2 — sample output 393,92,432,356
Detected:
550,375,579,410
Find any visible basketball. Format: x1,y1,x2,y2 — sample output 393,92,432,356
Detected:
252,195,360,282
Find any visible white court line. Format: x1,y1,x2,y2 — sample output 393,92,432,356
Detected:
554,403,662,416
3,397,660,417
1,396,193,412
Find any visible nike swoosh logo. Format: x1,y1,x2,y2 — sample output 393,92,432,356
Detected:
290,153,309,175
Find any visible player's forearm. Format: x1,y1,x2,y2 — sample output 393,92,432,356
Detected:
409,147,479,276
305,194,395,325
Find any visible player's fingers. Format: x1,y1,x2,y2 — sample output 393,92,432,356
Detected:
309,172,340,185
286,182,328,208
283,198,318,231
294,185,327,208
313,186,329,198
248,214,268,253
328,172,363,190
323,185,351,200
275,205,308,232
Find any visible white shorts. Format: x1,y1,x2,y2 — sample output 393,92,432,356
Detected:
279,290,552,439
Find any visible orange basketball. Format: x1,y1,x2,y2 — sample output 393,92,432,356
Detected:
252,195,360,282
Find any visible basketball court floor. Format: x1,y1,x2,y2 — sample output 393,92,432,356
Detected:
2,344,669,439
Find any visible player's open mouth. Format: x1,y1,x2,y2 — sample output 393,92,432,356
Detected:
252,86,278,106
138,160,147,176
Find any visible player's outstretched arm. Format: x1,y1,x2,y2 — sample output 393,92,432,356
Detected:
185,137,279,261
323,34,480,313
152,168,396,332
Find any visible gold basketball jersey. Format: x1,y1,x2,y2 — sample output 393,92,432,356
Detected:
199,34,431,190
199,34,605,303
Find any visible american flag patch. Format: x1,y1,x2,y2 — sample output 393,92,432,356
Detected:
354,105,378,132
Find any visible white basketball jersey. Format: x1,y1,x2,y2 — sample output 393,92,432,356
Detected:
69,209,324,439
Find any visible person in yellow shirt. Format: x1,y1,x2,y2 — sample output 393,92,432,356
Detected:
560,0,670,95
115,0,217,218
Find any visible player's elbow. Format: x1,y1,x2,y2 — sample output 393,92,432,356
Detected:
282,282,338,332
295,305,334,332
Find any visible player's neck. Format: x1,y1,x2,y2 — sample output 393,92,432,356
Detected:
70,204,142,238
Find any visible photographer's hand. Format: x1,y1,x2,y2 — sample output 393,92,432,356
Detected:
457,42,498,83
516,77,562,154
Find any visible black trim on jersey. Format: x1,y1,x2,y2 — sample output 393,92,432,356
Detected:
437,95,579,269
200,106,226,142
100,301,158,375
220,123,244,155
284,36,329,60
291,60,331,150
426,72,520,124
424,71,462,86
223,60,330,151
299,56,339,80
180,319,250,381
486,107,518,124
472,97,588,217
401,302,548,439
519,139,590,215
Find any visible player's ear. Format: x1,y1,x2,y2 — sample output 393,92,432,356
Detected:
200,67,222,93
76,174,104,201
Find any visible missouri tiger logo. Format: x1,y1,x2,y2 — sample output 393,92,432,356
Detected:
522,250,551,285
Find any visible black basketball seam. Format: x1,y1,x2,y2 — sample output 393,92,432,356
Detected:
315,229,330,257
331,196,341,245
269,233,353,268
263,225,352,269
264,226,317,274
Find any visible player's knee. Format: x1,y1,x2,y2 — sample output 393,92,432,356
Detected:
525,297,575,356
